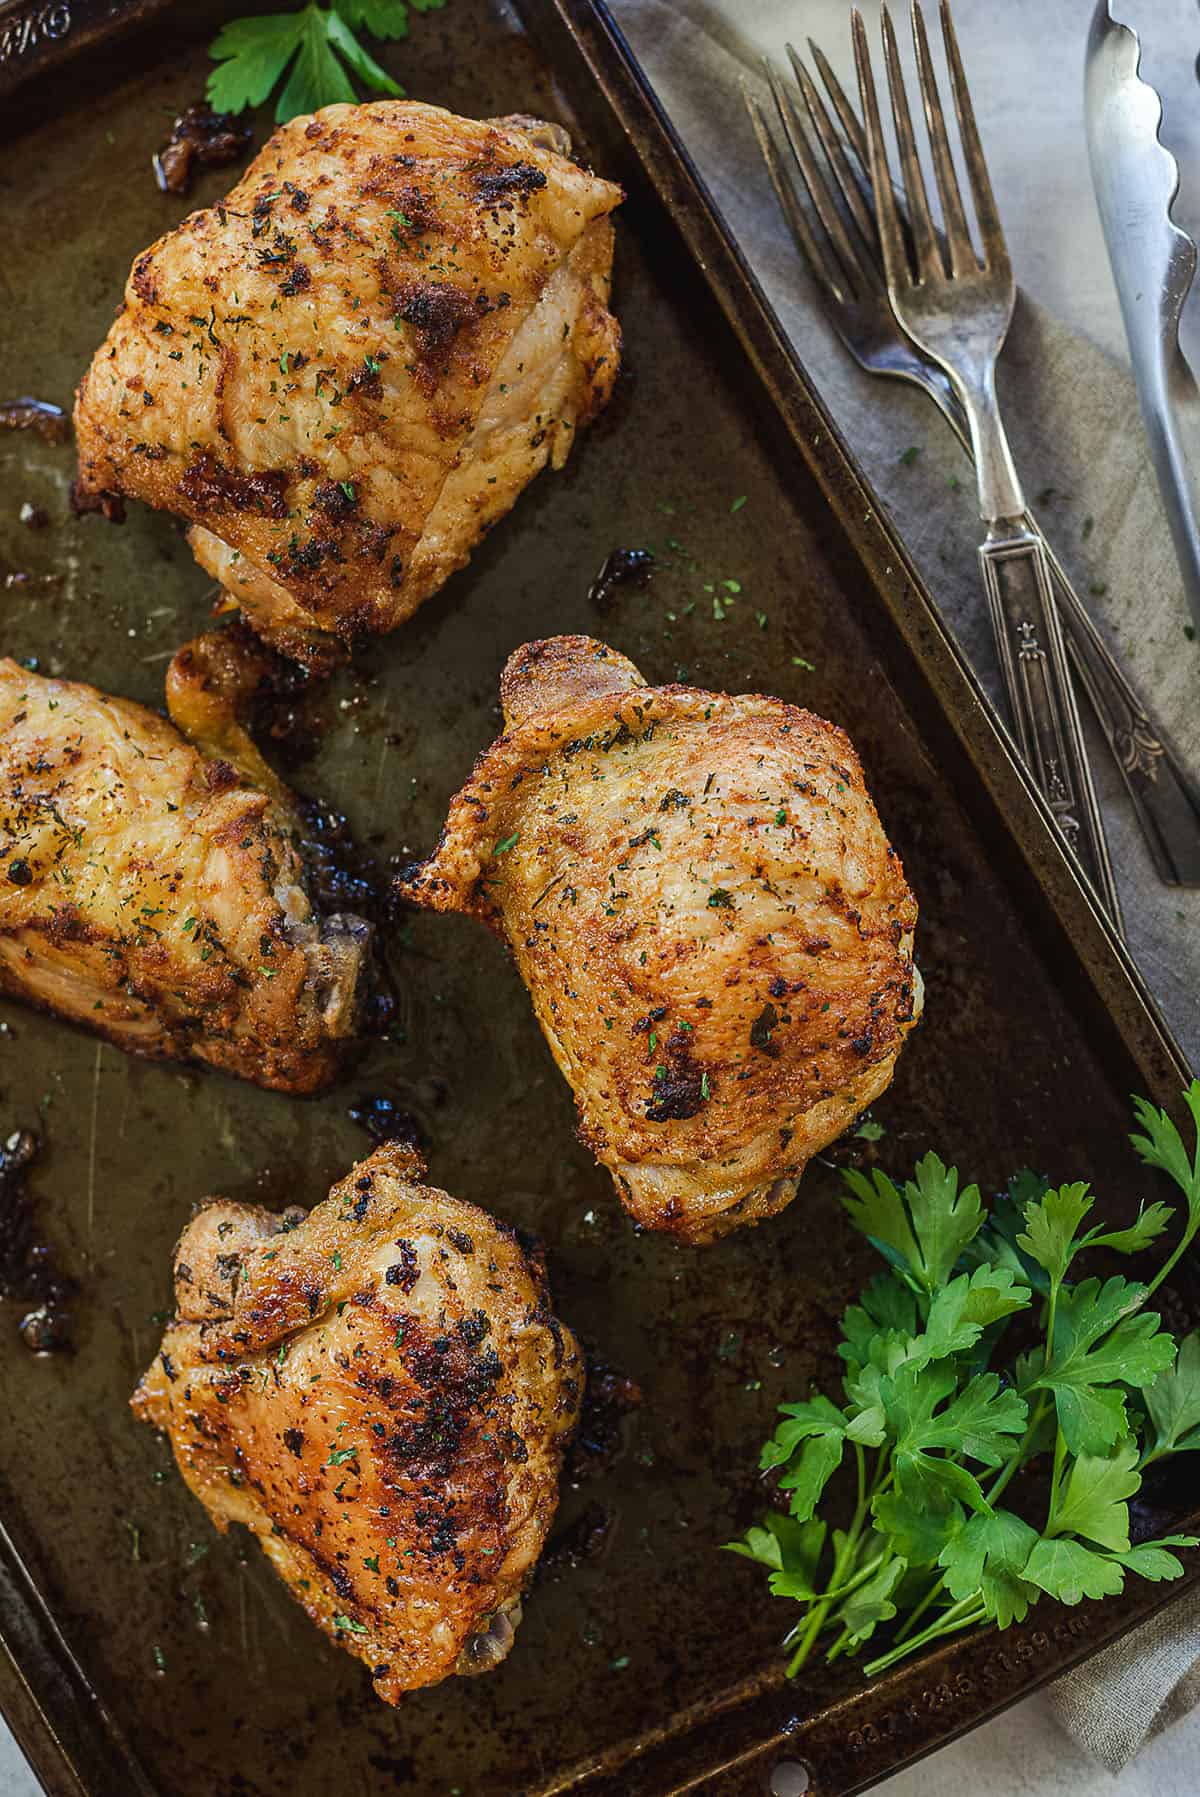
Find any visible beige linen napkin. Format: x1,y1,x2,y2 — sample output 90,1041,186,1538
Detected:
1050,1587,1200,1770
605,0,1200,1772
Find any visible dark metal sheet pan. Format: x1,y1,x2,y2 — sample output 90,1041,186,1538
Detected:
0,2,1195,1793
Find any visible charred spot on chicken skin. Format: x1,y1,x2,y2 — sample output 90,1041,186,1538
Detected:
132,1142,583,1702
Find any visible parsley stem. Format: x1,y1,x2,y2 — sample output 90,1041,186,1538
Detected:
862,1595,988,1678
785,1450,872,1677
1144,1218,1200,1302
786,1535,855,1674
782,1549,891,1659
867,1459,894,1504
1038,1275,1069,1538
986,1391,1047,1507
891,1571,946,1644
1046,1425,1069,1531
1045,1280,1062,1373
786,1581,839,1676
814,1550,887,1607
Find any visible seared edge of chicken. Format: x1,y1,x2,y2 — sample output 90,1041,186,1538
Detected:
0,646,369,1091
132,1142,584,1700
165,623,298,815
75,102,622,662
396,635,922,1241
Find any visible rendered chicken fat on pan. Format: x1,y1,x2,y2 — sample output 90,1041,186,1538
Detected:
0,645,370,1092
131,1141,584,1703
73,101,623,665
396,635,923,1242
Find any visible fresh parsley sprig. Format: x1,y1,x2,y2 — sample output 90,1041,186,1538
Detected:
725,1083,1200,1678
208,0,445,124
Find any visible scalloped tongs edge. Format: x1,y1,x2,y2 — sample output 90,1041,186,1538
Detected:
1085,0,1200,636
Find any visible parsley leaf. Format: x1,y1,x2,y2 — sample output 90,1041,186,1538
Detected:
765,1430,840,1516
340,0,445,24
1047,1440,1139,1551
336,0,411,29
1131,1083,1200,1214
1022,1537,1125,1605
871,1366,1026,1562
722,1514,828,1602
1084,1202,1176,1256
1141,1332,1200,1464
886,1363,1027,1468
1131,1082,1200,1293
776,1435,845,1522
1018,1176,1176,1278
889,1267,1031,1374
760,1393,886,1522
1026,1277,1176,1454
207,0,435,124
963,1170,1051,1295
1112,1536,1199,1582
938,1509,1039,1627
208,13,308,113
1016,1181,1094,1285
874,1470,965,1565
320,10,401,102
760,1395,846,1468
825,1555,907,1652
838,1273,919,1371
841,1153,983,1296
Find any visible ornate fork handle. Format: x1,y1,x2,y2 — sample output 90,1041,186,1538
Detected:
981,528,1123,925
915,354,1200,885
1031,522,1200,885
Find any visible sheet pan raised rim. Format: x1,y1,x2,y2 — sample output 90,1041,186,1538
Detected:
0,1,1194,1793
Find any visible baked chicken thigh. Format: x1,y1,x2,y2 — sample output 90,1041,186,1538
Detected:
397,637,922,1241
74,102,622,664
0,646,369,1091
132,1142,583,1701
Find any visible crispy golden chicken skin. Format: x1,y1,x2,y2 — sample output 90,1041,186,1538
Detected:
396,636,922,1242
132,1142,583,1702
74,102,622,664
0,648,369,1091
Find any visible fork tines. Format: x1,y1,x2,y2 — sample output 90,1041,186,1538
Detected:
745,41,883,309
852,0,1008,287
743,4,1007,373
746,70,860,304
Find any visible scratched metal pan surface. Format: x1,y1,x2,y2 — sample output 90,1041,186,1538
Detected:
0,2,1196,1794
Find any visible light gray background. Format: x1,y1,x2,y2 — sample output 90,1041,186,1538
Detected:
2,0,1198,1791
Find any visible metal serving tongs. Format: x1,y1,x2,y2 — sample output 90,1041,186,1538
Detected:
1086,5,1200,655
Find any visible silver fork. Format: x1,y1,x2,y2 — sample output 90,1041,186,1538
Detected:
853,1,1122,926
748,7,1125,927
747,41,1200,894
